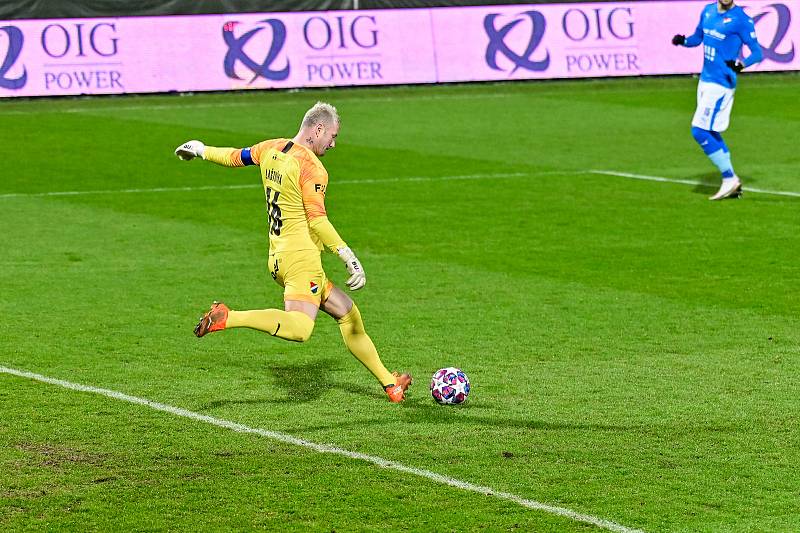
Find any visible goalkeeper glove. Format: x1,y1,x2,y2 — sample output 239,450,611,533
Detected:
337,246,366,291
725,60,744,73
175,140,205,160
671,34,685,46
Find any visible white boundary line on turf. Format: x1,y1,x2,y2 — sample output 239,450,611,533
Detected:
5,169,797,200
590,170,800,198
0,171,544,199
0,365,645,533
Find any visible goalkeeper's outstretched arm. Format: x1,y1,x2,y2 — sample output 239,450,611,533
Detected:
174,140,257,167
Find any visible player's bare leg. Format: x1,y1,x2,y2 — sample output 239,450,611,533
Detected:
321,285,412,402
284,299,319,319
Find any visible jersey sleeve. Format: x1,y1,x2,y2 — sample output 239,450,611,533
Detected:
248,140,276,166
739,16,763,67
300,164,329,221
300,163,346,252
308,216,346,253
203,144,259,167
684,11,704,47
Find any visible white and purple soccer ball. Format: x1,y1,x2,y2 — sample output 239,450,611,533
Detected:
430,367,470,405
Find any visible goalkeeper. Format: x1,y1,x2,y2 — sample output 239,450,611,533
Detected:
175,102,412,403
671,0,762,200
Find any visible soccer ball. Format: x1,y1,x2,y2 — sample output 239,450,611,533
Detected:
430,367,470,405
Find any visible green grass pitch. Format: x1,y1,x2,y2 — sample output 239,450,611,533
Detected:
1,74,799,532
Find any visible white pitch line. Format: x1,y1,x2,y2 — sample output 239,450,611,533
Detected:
0,183,258,199
0,365,645,533
0,171,539,200
590,170,800,198
6,169,796,201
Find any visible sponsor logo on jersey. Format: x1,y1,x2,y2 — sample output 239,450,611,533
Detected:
703,28,726,40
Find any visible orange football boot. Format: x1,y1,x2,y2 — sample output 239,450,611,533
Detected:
384,371,413,403
194,301,230,338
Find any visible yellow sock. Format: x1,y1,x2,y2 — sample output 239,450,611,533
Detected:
227,309,314,342
337,304,394,387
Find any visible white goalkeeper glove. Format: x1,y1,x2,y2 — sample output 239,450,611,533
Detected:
174,140,205,160
337,246,366,290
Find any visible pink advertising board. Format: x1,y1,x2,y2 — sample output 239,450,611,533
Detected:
432,1,799,81
0,1,797,97
0,10,437,96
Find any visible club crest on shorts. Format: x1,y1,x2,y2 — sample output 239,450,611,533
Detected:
310,281,319,294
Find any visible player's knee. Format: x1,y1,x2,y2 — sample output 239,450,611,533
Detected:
287,311,315,342
296,320,314,342
691,126,708,144
336,303,365,331
294,329,313,343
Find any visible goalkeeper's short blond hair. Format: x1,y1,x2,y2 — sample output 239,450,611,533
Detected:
301,101,339,128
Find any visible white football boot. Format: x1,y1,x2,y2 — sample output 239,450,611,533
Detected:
709,176,742,201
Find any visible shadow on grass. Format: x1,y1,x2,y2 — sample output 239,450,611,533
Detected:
689,172,722,196
265,359,339,403
401,400,634,432
401,402,742,437
199,372,740,436
689,172,754,197
198,358,385,410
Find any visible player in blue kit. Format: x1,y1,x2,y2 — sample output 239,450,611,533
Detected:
672,0,763,200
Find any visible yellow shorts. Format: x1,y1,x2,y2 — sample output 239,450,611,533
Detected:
268,249,332,306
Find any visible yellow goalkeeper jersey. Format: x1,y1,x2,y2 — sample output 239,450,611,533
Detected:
248,138,331,254
201,137,346,255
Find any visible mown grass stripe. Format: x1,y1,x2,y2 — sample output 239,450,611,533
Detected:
6,169,798,200
0,172,535,199
0,365,645,533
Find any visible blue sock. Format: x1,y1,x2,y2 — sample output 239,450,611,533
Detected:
709,131,729,154
692,127,735,178
708,150,735,178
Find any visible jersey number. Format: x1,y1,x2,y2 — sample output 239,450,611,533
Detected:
703,45,716,62
265,187,283,236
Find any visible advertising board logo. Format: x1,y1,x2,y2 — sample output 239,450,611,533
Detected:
484,11,550,74
39,23,123,92
302,15,383,83
752,3,794,63
560,7,638,75
302,15,384,84
0,26,26,90
223,19,289,83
